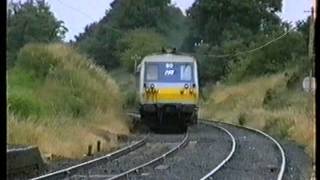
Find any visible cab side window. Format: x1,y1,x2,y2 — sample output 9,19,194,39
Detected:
146,64,158,81
180,64,192,81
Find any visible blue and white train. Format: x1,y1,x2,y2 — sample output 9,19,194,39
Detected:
136,51,199,132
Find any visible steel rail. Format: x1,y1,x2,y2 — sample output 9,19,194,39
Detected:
199,121,236,180
107,132,189,180
127,112,285,179
30,138,146,180
200,119,286,180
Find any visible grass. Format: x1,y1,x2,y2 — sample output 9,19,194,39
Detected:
200,72,315,160
7,43,130,159
109,68,139,110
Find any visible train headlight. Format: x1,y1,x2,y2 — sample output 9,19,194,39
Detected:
150,83,155,89
184,84,189,89
192,83,196,88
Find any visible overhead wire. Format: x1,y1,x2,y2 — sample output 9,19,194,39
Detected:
55,0,96,21
54,0,121,33
200,27,297,58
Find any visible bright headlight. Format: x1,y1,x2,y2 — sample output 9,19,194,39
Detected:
184,84,189,89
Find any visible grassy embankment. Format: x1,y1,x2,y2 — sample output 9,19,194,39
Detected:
200,71,315,160
7,43,130,159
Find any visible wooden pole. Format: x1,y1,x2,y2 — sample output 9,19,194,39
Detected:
87,145,93,156
97,140,101,152
308,5,316,174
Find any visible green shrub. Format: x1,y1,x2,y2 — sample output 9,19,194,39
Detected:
263,117,293,139
8,92,43,119
8,43,124,122
124,91,138,109
15,44,59,78
263,88,275,106
7,43,130,158
238,112,247,125
117,29,168,72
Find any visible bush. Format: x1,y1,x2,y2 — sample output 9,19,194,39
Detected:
16,44,59,78
263,117,292,139
117,29,168,72
225,31,307,83
238,113,247,125
263,88,275,106
201,72,315,160
7,43,129,158
8,93,43,119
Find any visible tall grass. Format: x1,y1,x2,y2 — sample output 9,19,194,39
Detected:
7,43,130,159
201,72,315,160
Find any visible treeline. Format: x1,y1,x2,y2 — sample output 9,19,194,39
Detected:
7,0,311,86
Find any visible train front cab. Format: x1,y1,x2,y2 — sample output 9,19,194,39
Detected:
138,55,199,132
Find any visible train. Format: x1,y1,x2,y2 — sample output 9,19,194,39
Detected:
136,50,199,132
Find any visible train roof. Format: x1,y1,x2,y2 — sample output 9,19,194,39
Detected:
141,53,197,63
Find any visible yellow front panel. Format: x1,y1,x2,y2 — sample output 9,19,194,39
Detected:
143,88,198,104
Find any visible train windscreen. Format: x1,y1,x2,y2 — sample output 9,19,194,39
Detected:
145,62,194,82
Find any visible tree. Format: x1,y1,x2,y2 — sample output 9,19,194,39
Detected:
75,0,181,70
7,0,67,68
185,0,282,49
296,16,310,48
181,0,284,83
226,28,308,82
116,29,168,71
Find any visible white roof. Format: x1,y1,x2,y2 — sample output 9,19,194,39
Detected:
142,54,196,63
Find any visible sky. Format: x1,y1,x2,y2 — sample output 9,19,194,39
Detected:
10,0,313,41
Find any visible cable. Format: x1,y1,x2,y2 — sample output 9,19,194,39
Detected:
55,0,96,21
203,27,296,58
54,0,121,33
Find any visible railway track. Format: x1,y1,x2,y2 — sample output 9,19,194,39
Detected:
128,113,286,180
199,120,286,180
29,114,286,180
30,138,146,180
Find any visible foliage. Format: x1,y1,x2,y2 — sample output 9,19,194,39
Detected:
7,0,67,68
226,30,308,83
116,29,168,71
77,26,123,69
296,16,310,47
185,0,282,48
75,0,187,70
194,44,229,85
7,43,130,158
180,0,311,84
8,43,123,119
201,72,315,159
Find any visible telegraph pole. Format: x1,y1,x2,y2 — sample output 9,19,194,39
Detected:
308,7,315,76
307,5,316,179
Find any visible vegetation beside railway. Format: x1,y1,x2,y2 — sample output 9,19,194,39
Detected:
200,70,315,159
186,0,315,161
7,43,129,158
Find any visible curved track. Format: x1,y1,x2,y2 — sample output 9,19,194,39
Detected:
30,138,146,180
199,121,236,180
201,120,286,180
107,133,189,180
67,133,188,180
29,114,286,180
129,113,286,179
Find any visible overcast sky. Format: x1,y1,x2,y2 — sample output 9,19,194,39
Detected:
11,0,313,41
